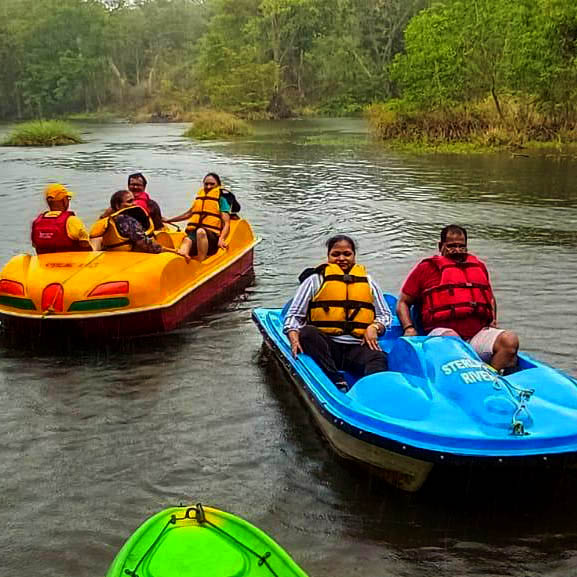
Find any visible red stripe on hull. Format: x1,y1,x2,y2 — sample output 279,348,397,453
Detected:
0,251,254,341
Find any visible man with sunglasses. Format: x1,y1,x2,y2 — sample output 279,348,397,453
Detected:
396,225,519,372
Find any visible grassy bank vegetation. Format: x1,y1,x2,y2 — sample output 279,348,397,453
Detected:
0,0,425,123
3,120,83,147
367,98,577,153
183,110,252,140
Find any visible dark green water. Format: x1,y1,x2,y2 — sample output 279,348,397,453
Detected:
1,119,576,576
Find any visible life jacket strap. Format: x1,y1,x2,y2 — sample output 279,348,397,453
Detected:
427,302,493,314
423,281,491,296
309,299,375,311
323,274,369,284
311,320,372,331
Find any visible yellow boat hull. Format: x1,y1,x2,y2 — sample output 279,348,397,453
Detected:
0,219,257,339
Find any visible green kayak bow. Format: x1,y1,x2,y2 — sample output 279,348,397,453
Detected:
106,504,309,577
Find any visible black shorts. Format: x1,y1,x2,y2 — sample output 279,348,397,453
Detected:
186,228,219,256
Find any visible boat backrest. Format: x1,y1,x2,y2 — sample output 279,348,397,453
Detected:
281,299,293,320
154,230,186,250
383,292,397,312
388,336,429,380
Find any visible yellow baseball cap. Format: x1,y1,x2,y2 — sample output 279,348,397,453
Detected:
44,183,74,201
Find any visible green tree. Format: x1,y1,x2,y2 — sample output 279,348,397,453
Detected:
306,0,427,112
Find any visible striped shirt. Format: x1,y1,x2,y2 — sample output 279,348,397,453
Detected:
283,272,392,344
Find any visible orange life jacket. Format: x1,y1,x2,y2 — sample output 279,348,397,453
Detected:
186,186,223,235
308,263,375,338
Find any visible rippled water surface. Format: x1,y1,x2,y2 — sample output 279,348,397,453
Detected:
1,119,577,577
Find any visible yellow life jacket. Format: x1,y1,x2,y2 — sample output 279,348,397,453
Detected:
308,263,375,338
186,186,223,235
91,206,154,251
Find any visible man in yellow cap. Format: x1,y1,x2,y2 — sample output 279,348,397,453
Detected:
31,183,92,254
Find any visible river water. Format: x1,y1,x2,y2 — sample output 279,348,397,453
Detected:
1,119,577,576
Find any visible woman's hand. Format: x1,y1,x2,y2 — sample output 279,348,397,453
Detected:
403,327,418,337
362,324,382,351
288,330,303,358
218,237,228,249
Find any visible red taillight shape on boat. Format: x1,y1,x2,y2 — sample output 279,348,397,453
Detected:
0,279,25,296
41,283,64,312
88,281,129,297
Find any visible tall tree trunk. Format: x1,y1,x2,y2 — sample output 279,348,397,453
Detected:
491,85,505,123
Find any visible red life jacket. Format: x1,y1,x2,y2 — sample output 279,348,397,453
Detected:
420,254,494,332
31,211,81,254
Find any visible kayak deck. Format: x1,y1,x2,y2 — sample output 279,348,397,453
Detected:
106,504,308,577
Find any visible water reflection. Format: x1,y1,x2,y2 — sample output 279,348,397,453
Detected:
1,119,577,577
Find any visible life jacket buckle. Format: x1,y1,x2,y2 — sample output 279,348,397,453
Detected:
342,274,352,284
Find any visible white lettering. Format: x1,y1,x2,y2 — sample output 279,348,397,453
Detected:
459,369,496,384
441,357,487,376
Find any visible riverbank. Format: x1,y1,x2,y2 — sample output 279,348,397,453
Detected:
5,102,576,156
367,100,577,156
372,138,577,158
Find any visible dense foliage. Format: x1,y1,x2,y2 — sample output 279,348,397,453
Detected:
1,0,576,144
0,0,424,120
386,0,577,144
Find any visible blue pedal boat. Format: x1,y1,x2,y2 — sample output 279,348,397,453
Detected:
252,295,577,491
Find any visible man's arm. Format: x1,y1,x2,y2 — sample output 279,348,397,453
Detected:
397,292,418,337
490,296,498,327
67,216,93,251
397,261,426,337
484,264,498,327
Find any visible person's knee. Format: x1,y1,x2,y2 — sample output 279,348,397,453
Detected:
196,228,208,240
365,350,388,374
429,327,459,337
179,237,192,250
495,330,519,354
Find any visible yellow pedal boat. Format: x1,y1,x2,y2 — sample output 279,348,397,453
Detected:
0,219,258,340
